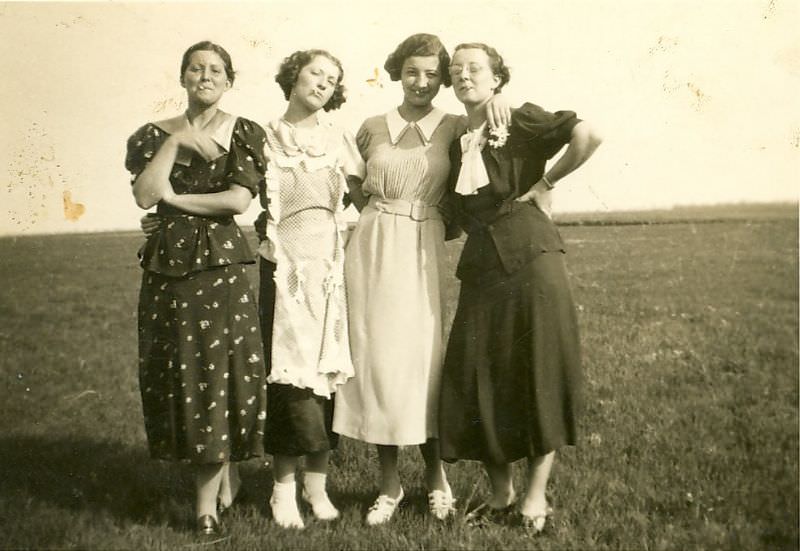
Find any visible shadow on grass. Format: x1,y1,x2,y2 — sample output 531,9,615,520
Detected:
0,435,268,529
0,435,190,526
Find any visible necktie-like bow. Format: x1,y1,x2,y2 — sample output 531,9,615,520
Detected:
454,123,490,196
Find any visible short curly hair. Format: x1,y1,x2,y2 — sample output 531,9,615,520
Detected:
180,41,236,84
453,42,511,93
383,33,452,87
275,49,346,112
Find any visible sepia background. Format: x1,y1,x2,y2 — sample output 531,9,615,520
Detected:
1,0,798,236
1,2,798,549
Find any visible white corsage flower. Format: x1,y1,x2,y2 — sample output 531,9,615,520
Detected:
487,124,509,149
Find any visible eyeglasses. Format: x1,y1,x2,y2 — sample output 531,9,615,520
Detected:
448,64,486,77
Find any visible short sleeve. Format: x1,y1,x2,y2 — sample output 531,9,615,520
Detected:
224,118,268,197
511,102,581,160
341,129,366,180
125,124,163,182
355,121,371,160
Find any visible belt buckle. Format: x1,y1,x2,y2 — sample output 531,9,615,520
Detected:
409,202,426,222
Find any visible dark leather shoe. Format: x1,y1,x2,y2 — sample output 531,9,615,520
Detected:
196,514,221,536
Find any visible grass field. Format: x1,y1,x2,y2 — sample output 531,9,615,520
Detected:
0,204,797,550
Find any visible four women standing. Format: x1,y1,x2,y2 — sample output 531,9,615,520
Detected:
129,36,600,535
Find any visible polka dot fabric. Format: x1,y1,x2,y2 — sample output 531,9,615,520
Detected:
138,265,267,462
126,116,268,464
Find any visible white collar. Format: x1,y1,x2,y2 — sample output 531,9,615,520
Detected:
385,107,445,145
154,110,237,165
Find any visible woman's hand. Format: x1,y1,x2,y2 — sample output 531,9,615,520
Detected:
345,175,368,212
168,130,220,161
486,93,512,130
140,214,161,237
515,180,552,218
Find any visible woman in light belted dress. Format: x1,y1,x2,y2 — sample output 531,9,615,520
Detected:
332,33,509,525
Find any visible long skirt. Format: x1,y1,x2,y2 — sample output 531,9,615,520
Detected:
438,252,583,464
334,205,447,445
259,258,338,456
138,264,267,464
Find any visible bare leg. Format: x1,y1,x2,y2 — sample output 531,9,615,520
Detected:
217,462,241,510
196,463,225,520
376,445,403,498
365,445,404,525
420,439,455,519
304,450,330,475
520,451,555,517
419,439,446,492
483,460,515,509
273,454,298,484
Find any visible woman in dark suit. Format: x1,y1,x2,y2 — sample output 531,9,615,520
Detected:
438,42,602,533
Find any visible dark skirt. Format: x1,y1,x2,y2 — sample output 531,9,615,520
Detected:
138,264,267,464
259,258,339,456
439,252,582,464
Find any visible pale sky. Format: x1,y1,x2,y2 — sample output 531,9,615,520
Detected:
1,0,798,235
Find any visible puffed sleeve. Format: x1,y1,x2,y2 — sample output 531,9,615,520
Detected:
125,123,162,182
340,129,366,181
510,102,581,160
224,118,268,197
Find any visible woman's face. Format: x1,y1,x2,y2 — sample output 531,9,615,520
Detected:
291,55,340,112
400,55,442,108
181,50,231,107
449,48,501,106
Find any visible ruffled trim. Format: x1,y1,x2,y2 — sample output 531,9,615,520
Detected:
267,368,353,399
138,215,254,277
264,118,341,171
266,233,353,398
258,120,354,261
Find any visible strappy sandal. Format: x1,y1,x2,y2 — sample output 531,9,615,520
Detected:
518,504,554,534
428,484,456,521
465,501,516,527
365,488,405,526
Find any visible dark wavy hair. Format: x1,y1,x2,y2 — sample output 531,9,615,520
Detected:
384,33,452,87
180,41,236,84
453,42,511,93
275,49,346,112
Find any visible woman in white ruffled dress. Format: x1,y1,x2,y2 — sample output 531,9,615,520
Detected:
255,49,364,530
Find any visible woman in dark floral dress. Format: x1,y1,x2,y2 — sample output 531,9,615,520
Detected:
126,41,267,536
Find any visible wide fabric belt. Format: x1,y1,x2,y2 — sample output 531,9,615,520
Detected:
368,196,442,222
